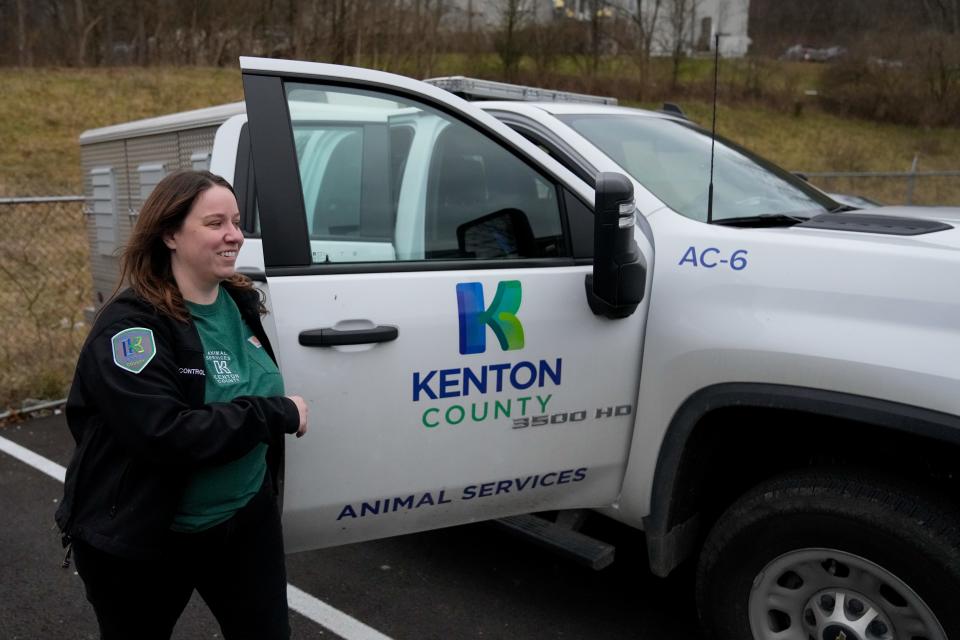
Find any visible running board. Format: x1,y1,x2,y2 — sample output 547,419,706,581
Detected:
494,513,615,570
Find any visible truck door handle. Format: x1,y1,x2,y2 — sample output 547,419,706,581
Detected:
298,325,399,347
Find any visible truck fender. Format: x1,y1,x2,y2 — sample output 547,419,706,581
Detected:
643,382,960,577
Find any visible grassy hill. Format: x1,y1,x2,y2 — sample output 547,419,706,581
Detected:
1,65,959,204
1,67,244,196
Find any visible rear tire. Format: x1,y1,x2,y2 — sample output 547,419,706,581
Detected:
696,470,960,640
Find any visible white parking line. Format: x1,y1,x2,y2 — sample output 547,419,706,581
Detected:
287,584,393,640
0,433,394,640
0,434,66,482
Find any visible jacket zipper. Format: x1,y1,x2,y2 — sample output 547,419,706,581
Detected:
109,460,132,518
58,423,100,551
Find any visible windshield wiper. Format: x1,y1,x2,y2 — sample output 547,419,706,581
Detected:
830,204,858,213
713,213,809,227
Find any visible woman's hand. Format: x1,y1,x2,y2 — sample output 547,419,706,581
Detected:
287,395,309,437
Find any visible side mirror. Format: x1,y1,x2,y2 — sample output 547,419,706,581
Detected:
585,172,646,319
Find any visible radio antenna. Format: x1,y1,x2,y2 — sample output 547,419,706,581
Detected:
707,32,723,224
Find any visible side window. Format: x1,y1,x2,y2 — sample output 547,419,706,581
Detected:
424,124,563,259
283,82,567,264
509,126,597,188
295,125,365,238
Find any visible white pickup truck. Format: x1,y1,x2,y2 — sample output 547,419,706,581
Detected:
80,57,960,640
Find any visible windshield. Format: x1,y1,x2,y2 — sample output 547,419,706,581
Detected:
558,114,835,223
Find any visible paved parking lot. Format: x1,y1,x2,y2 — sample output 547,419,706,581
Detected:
0,414,705,639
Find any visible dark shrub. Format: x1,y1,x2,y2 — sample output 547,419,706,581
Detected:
819,32,960,127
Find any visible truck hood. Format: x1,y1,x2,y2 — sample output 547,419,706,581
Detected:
796,205,960,253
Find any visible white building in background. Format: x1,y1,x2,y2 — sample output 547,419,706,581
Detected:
446,0,751,58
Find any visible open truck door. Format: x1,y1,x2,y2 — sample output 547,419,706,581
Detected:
239,57,651,552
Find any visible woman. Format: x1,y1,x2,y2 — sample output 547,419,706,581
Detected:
56,170,308,639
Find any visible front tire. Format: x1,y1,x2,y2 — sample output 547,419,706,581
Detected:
696,470,960,640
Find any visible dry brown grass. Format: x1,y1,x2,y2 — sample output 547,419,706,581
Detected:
0,202,90,408
0,67,243,196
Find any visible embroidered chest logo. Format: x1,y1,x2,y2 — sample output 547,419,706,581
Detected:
111,327,157,374
206,349,241,385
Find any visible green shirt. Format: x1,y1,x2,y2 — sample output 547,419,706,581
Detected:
171,287,285,533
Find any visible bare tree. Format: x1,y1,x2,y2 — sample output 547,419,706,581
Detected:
362,0,409,72
331,0,350,63
75,0,103,66
134,3,148,65
405,0,447,77
562,0,612,81
589,0,603,74
354,0,367,64
567,0,614,76
621,0,663,97
495,0,531,79
922,0,960,33
428,0,448,76
529,13,565,74
661,0,699,89
15,0,31,66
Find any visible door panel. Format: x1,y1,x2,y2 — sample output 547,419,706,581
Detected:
274,268,641,551
240,58,649,551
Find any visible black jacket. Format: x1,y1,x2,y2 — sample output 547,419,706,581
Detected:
55,285,299,559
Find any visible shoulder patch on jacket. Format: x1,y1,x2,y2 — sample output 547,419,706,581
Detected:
111,327,157,374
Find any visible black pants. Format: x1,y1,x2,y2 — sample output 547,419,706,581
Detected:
73,480,290,640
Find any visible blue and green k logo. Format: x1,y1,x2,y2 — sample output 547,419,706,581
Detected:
457,280,524,355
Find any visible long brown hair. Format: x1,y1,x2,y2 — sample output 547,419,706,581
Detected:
117,169,261,322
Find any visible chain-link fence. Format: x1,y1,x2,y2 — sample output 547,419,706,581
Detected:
0,197,91,411
801,170,960,207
